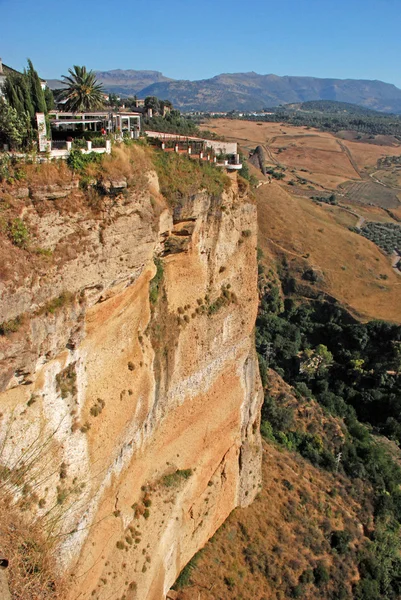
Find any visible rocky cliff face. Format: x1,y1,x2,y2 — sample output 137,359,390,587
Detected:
0,166,262,600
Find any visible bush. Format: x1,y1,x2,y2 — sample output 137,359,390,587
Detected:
0,316,23,336
161,469,193,488
172,550,202,589
330,530,352,554
66,149,103,173
313,562,329,586
8,218,29,248
149,258,164,305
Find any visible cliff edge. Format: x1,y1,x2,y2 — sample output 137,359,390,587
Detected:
0,147,262,599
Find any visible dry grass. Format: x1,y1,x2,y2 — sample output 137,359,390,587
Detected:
204,118,401,193
174,371,372,599
341,202,398,224
176,441,365,600
0,496,66,599
204,119,360,189
257,181,401,323
22,161,74,187
340,138,401,170
88,143,153,185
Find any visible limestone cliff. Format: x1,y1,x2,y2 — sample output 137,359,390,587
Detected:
0,159,262,600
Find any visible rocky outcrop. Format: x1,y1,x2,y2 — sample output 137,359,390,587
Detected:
249,145,266,176
0,170,262,599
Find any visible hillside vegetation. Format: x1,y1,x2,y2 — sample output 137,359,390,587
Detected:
176,253,401,600
232,100,401,137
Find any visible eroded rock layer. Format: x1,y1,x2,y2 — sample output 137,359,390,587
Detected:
0,171,262,599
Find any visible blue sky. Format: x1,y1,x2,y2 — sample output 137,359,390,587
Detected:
2,0,400,87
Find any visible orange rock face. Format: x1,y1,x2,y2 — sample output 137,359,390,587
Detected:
0,173,262,599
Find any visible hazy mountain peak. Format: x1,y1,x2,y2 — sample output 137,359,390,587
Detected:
49,68,401,113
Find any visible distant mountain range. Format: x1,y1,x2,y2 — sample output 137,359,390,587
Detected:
48,70,401,114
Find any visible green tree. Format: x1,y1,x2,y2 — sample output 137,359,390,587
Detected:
0,98,30,149
27,59,47,114
59,66,105,112
44,87,55,111
144,96,161,113
3,71,34,119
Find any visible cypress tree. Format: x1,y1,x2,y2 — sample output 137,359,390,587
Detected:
44,87,55,111
3,73,24,115
27,59,47,114
20,72,35,119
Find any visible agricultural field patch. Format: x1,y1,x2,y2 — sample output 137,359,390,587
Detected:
340,202,398,223
339,138,401,171
340,180,401,208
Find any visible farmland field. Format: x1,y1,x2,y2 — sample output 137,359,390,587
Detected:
340,180,401,208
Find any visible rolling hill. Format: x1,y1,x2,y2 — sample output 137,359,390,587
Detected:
90,70,401,113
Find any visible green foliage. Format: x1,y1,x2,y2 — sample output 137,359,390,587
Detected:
44,87,55,111
37,292,74,316
313,562,330,586
354,221,401,256
256,270,401,598
172,550,202,589
2,59,47,149
330,530,352,554
55,363,77,399
312,193,337,205
8,218,29,248
152,151,229,204
27,59,47,114
0,98,31,151
144,110,200,136
66,149,103,173
238,151,258,187
58,66,105,111
355,523,401,598
206,285,236,316
3,70,34,119
149,258,164,305
161,469,193,488
262,394,294,432
0,316,23,336
265,167,285,180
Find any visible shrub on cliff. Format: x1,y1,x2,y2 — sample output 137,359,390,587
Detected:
149,258,164,305
67,149,102,173
153,151,229,204
7,218,29,248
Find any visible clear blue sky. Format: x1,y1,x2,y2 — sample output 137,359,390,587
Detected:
2,0,400,87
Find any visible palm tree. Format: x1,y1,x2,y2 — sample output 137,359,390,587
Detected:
59,66,104,112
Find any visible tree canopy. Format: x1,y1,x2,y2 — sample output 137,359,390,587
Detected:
59,66,105,112
2,58,50,149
